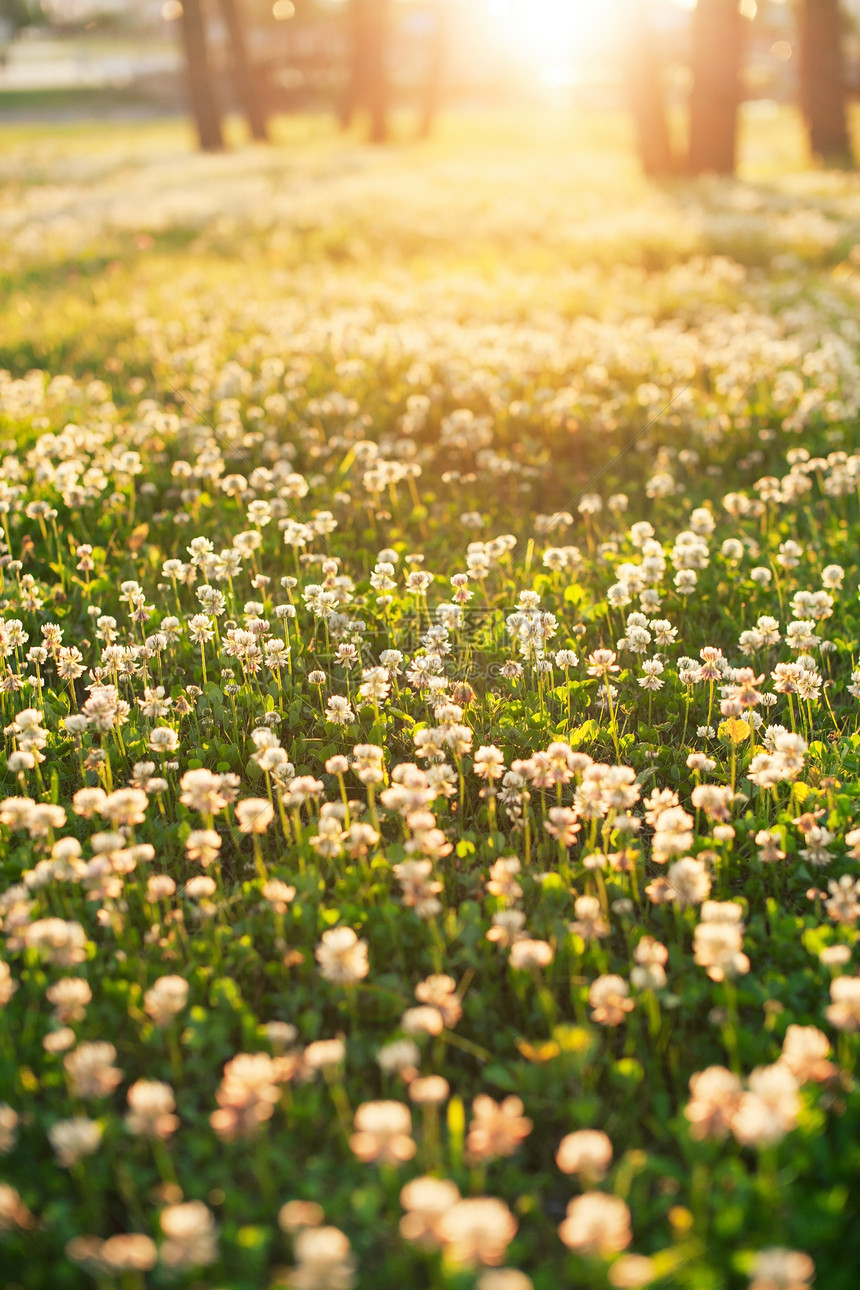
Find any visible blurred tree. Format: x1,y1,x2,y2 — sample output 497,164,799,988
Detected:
0,0,44,66
218,0,269,141
688,0,742,175
180,0,224,151
800,0,852,165
623,0,675,178
342,0,391,143
418,0,447,140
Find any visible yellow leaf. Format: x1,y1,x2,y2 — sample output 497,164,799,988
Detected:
128,522,149,553
516,1039,560,1063
718,718,750,745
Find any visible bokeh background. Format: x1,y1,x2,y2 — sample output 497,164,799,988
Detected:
1,0,858,173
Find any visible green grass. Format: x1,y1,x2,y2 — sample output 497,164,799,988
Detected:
0,112,860,1290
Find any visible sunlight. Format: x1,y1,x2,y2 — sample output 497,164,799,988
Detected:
486,0,610,66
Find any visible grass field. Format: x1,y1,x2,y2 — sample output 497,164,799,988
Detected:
1,109,860,1290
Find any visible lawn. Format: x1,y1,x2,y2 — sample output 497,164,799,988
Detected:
1,108,860,1290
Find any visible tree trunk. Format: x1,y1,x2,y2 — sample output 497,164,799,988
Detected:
365,0,391,143
800,0,852,165
219,0,269,143
418,0,447,140
687,0,742,175
623,0,675,177
342,0,391,142
340,0,361,129
180,0,224,152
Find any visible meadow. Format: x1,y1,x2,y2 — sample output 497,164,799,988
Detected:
1,108,860,1290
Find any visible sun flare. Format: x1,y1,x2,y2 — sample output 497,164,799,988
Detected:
486,0,610,65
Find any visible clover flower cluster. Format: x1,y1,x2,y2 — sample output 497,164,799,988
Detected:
6,144,860,1288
